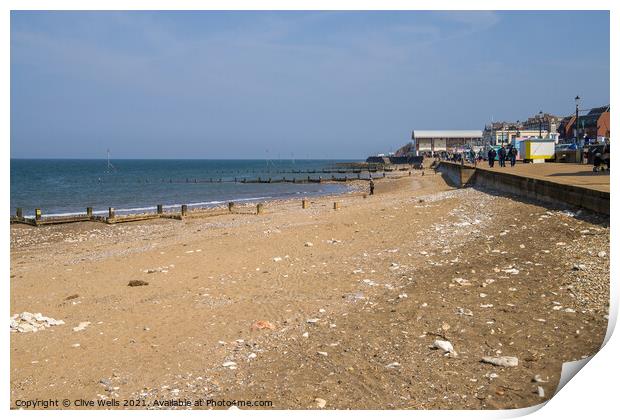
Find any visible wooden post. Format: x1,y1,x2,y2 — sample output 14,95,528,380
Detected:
302,199,308,209
157,204,163,214
108,207,115,219
16,208,23,219
181,205,188,216
35,208,42,221
228,202,234,212
256,203,263,215
333,202,339,210
363,194,367,199
86,207,93,217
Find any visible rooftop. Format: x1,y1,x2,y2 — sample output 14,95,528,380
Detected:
412,130,483,139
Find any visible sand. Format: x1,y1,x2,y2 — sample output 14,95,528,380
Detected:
10,172,609,409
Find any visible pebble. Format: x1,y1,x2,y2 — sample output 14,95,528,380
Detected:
317,351,328,356
385,362,401,369
432,340,456,356
73,321,91,332
457,308,473,317
304,242,314,247
222,361,237,369
128,280,149,287
452,278,471,286
315,398,327,408
306,318,320,324
481,356,519,367
533,374,548,383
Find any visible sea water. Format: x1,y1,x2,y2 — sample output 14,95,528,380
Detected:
10,159,360,217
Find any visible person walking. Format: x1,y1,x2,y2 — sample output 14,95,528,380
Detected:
509,145,518,167
498,146,507,167
369,179,375,195
487,148,497,168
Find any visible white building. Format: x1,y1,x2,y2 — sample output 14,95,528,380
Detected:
482,127,557,146
411,130,483,154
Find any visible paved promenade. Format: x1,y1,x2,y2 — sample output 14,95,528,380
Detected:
477,162,610,192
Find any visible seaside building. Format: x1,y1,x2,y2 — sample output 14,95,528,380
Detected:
558,105,610,141
410,130,483,154
482,123,553,146
521,112,562,133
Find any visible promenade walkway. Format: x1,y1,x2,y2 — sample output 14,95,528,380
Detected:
477,162,609,192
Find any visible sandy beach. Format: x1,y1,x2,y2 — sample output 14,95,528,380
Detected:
10,172,609,410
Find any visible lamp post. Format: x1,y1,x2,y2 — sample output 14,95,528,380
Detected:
516,120,521,138
538,110,543,138
574,96,581,141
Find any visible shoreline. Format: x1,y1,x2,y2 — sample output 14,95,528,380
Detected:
11,158,407,219
9,176,384,221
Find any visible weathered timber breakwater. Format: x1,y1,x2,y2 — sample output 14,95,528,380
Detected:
10,172,407,227
11,159,418,220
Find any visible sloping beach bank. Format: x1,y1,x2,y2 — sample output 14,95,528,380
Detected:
10,172,609,409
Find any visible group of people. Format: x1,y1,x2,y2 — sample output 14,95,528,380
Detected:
487,144,518,168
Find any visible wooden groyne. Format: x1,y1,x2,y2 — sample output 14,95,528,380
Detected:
10,195,350,227
149,172,390,184
11,202,247,227
10,171,415,228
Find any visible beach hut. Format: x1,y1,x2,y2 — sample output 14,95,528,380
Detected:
518,139,555,163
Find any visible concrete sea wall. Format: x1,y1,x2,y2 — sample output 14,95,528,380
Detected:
436,161,609,215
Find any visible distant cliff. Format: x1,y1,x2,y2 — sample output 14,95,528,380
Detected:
394,142,413,157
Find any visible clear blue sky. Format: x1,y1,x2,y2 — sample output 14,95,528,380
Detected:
11,10,610,159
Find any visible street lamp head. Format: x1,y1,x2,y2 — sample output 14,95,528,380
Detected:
575,95,581,105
